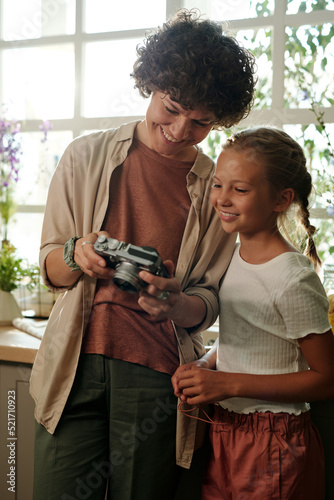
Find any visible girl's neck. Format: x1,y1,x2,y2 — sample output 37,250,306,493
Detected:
239,232,299,265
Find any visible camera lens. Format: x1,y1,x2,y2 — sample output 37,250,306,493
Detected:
113,262,143,294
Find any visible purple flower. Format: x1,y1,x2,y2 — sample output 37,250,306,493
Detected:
327,205,334,217
39,120,54,143
300,90,309,101
1,112,53,193
0,115,22,189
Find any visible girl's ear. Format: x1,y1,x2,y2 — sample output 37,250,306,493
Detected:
273,188,295,213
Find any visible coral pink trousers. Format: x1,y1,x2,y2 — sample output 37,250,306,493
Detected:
202,405,325,500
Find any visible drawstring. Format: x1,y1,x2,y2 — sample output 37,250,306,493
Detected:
177,401,216,424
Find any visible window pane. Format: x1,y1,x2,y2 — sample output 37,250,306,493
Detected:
313,219,334,265
83,39,147,118
236,28,272,109
287,0,334,15
6,213,44,265
200,129,231,161
2,44,75,120
15,131,73,205
285,24,334,108
1,0,76,40
283,122,334,263
184,0,275,21
284,123,334,210
84,0,166,33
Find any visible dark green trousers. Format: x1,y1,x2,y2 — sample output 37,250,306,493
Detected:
33,355,180,500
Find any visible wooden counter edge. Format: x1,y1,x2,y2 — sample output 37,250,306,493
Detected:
0,326,41,364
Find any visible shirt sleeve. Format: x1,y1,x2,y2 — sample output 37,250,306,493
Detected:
39,142,78,292
277,267,331,339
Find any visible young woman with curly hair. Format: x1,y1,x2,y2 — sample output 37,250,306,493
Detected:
31,9,256,500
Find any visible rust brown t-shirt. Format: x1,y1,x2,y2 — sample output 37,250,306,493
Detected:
82,138,192,374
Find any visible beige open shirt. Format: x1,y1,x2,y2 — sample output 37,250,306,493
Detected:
30,121,236,469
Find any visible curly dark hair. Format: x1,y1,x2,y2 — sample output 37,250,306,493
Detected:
131,9,257,129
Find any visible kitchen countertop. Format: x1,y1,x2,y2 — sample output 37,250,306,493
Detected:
0,323,216,363
0,325,41,364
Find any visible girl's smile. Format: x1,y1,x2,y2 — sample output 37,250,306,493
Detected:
211,149,280,238
219,211,239,222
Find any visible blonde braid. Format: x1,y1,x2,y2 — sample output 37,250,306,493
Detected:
298,194,322,270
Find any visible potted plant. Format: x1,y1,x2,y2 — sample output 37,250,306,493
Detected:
0,242,39,325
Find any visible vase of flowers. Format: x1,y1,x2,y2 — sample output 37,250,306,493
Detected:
0,289,22,325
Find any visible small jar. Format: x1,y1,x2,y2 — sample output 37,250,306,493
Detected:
323,263,334,333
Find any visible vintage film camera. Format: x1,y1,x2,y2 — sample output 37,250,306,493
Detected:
94,235,169,294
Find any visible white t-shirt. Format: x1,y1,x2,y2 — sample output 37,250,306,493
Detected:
217,244,331,415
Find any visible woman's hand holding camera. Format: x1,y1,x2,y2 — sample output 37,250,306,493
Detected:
138,260,181,318
75,231,115,280
46,231,115,287
138,261,206,328
50,234,206,328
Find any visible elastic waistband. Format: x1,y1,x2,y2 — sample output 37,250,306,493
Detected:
213,405,312,436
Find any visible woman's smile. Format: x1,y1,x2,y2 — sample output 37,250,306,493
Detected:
135,92,214,161
160,126,183,144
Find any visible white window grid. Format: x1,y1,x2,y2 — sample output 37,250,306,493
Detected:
0,0,333,221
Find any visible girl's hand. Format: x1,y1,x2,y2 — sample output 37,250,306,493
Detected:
172,358,210,400
175,366,232,405
173,330,334,406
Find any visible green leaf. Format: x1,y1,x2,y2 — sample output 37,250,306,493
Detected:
321,57,328,71
298,2,307,12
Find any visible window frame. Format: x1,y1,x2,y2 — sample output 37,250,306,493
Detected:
0,0,333,225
